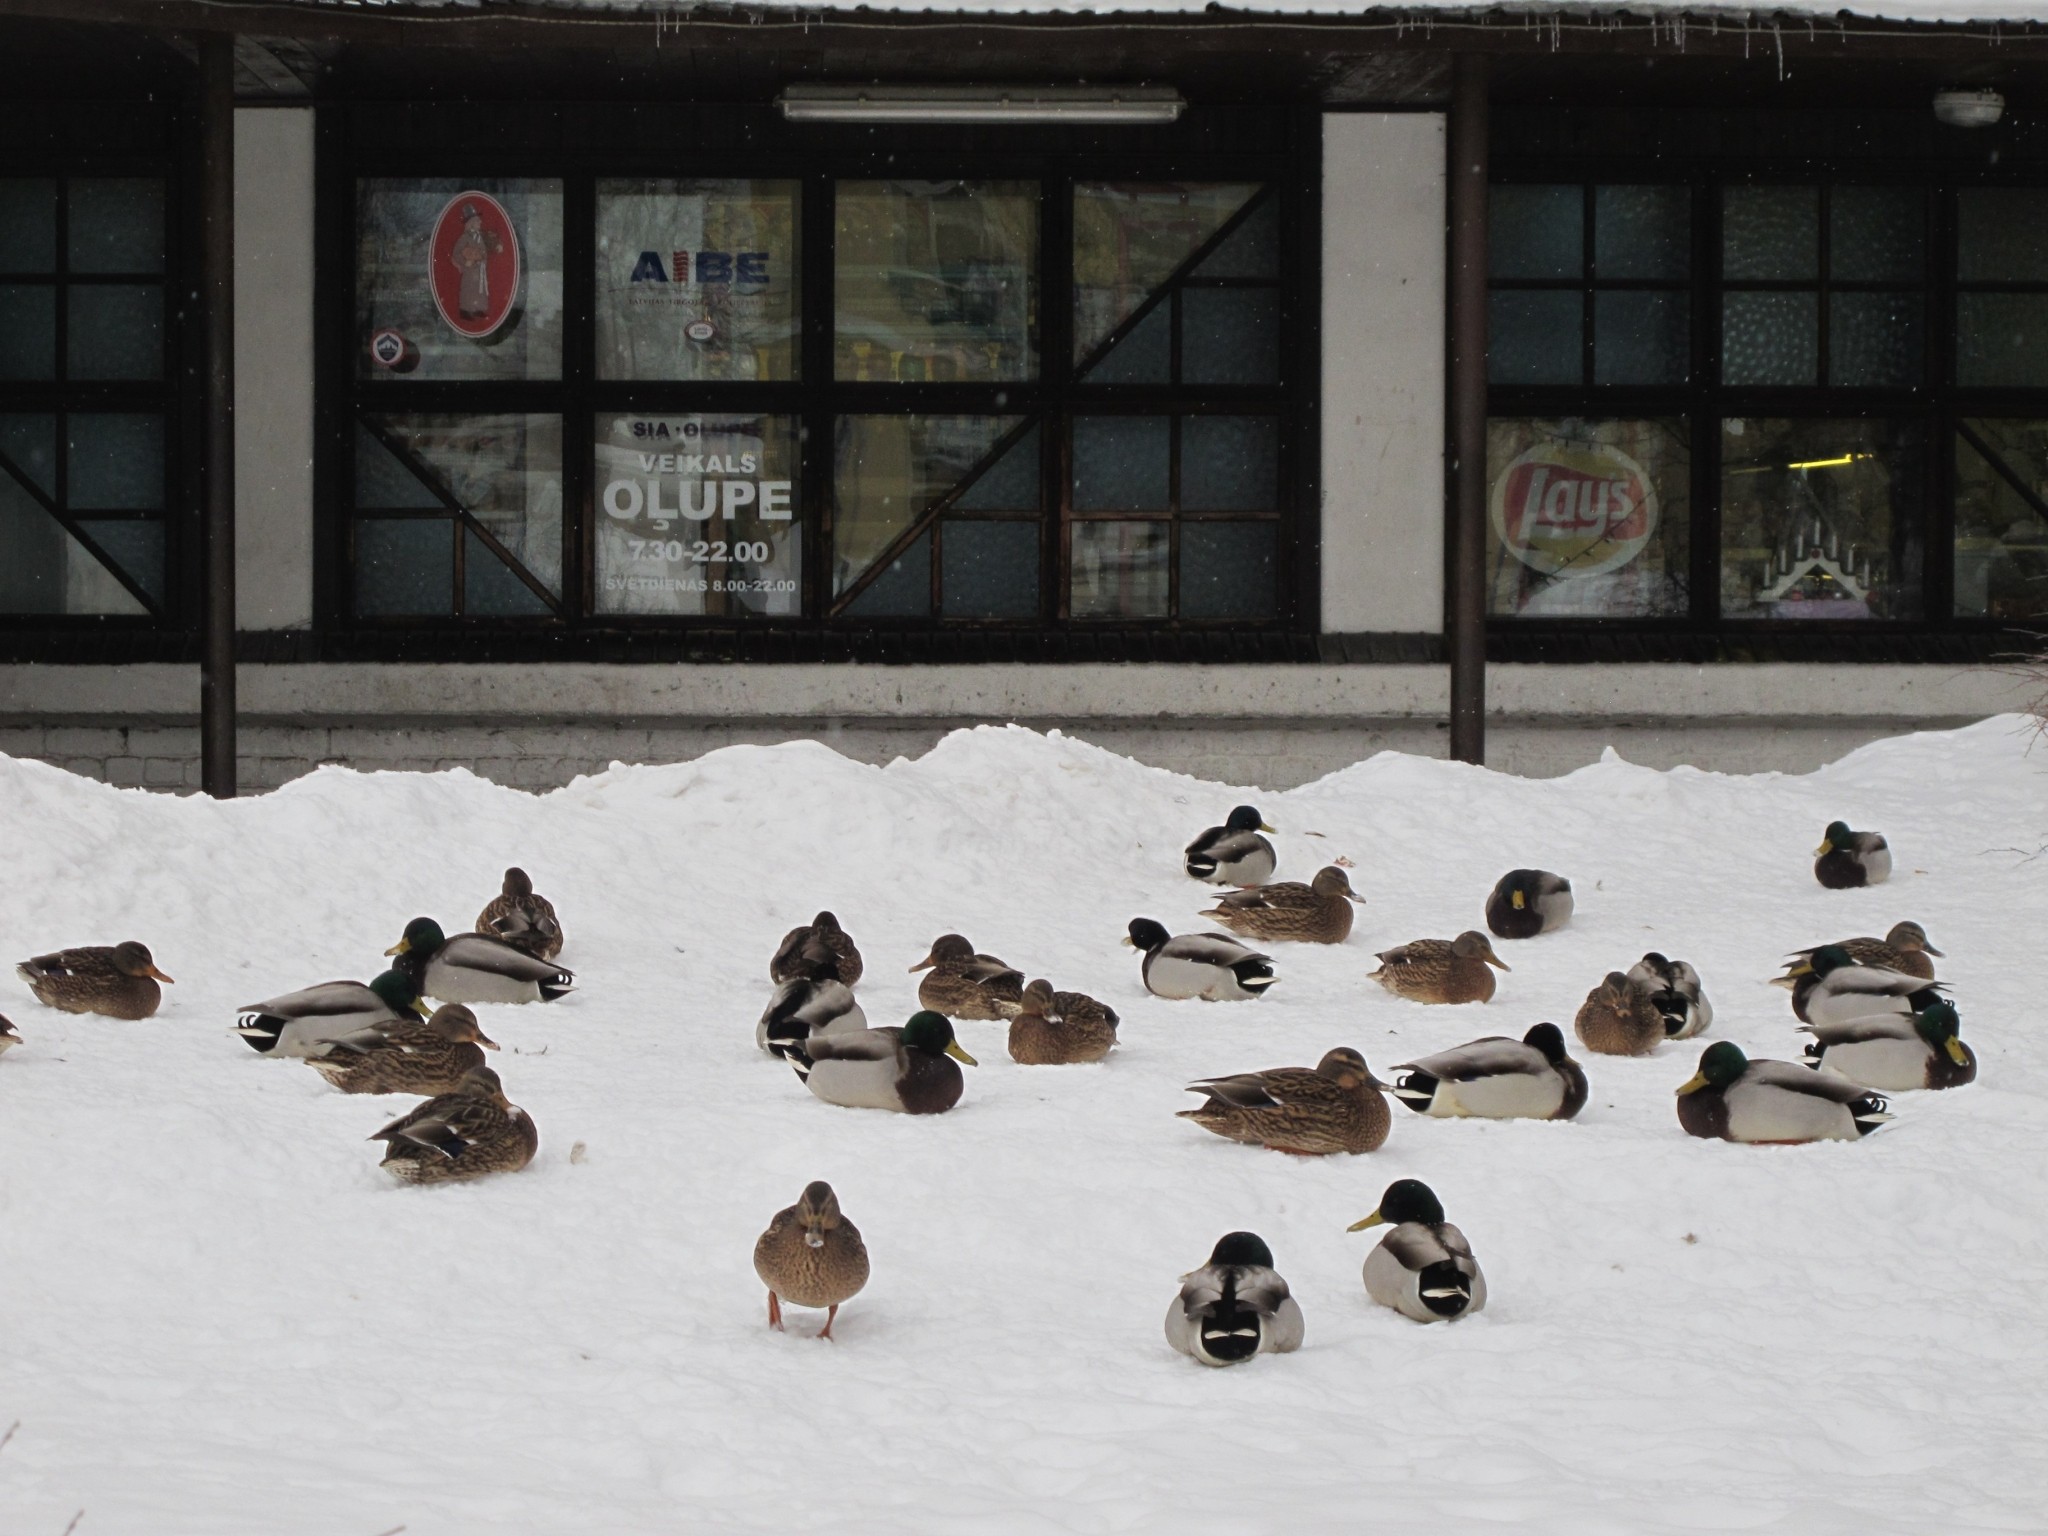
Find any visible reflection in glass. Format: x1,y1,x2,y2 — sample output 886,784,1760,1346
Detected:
1722,292,1817,385
1180,522,1276,620
0,460,148,616
75,519,165,607
1594,185,1690,279
1957,188,2048,282
1070,520,1167,619
1831,187,1923,283
1182,417,1277,511
1489,291,1580,385
1954,420,2048,619
1719,417,1923,620
1723,185,1818,281
833,415,1027,602
1958,294,2048,387
1073,183,1256,361
1594,291,1688,385
1489,185,1581,280
835,181,1037,382
943,521,1038,619
1073,417,1169,511
1830,292,1920,387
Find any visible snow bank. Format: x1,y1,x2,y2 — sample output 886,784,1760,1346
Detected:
1,718,2044,1533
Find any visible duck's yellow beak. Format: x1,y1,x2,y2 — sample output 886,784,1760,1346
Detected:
1120,935,1136,947
385,938,411,956
1945,1037,1970,1066
1259,821,1277,834
1814,839,1833,856
1676,1071,1710,1096
945,1040,979,1066
1347,1210,1386,1231
1769,974,1801,989
146,965,175,984
1511,890,1526,910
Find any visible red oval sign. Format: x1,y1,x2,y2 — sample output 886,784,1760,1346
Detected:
429,190,520,339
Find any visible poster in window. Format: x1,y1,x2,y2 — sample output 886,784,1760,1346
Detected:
429,192,520,339
594,413,799,617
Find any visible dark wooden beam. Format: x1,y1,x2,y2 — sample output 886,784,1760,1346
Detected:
1447,50,1487,765
199,30,236,798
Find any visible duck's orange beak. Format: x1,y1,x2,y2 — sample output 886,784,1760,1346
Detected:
147,966,175,984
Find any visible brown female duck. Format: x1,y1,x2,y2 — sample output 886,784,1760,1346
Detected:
908,933,1023,1020
1179,1047,1391,1155
1779,920,1941,984
1200,866,1361,945
1006,979,1119,1065
306,1002,500,1096
1368,931,1508,1005
771,911,863,986
753,1180,870,1340
16,941,173,1020
368,1065,538,1184
475,867,563,961
1573,971,1666,1056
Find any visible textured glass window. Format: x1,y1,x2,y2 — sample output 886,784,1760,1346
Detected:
1722,292,1819,385
69,415,164,509
67,285,163,380
1954,420,2048,620
1074,182,1256,361
1830,292,1921,388
1072,417,1170,511
0,409,162,617
1595,185,1690,279
1490,185,1581,280
1489,291,1581,386
1831,188,1923,283
942,521,1039,619
1594,291,1688,386
1182,288,1279,385
1182,416,1277,511
0,180,57,272
1070,520,1168,619
68,179,165,274
1180,522,1276,620
1723,186,1818,281
0,285,54,380
1959,294,2048,387
1958,189,2048,282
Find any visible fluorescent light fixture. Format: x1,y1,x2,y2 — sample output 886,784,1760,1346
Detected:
1934,88,2004,128
778,85,1185,125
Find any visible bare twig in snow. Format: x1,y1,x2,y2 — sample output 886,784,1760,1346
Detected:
0,1420,19,1455
60,1512,83,1536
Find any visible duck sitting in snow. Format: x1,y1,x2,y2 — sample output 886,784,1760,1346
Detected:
1676,1041,1891,1143
1183,805,1277,887
235,969,425,1057
1006,979,1118,1065
1200,865,1361,945
1779,945,1945,1028
305,1002,499,1096
1349,1179,1487,1323
1574,971,1668,1056
475,867,563,961
369,1065,538,1183
771,911,863,987
16,941,173,1020
1390,1023,1588,1121
1179,1047,1390,1154
1369,931,1508,1005
908,934,1023,1021
386,917,574,1005
787,1010,977,1115
753,1180,869,1341
1625,953,1713,1040
1126,919,1276,1001
1814,821,1891,888
1802,998,1976,1092
1779,921,1940,984
1484,869,1573,940
1165,1232,1304,1366
758,937,867,1060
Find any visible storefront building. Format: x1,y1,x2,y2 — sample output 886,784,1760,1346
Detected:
0,0,2038,792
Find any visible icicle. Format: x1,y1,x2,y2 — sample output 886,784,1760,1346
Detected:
1773,22,1786,81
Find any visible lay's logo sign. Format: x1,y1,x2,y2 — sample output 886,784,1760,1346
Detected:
1489,440,1658,579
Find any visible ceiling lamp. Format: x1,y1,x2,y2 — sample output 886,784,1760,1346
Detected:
1934,88,2005,128
777,85,1185,125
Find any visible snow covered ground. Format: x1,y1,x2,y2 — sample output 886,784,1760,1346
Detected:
1,717,2044,1535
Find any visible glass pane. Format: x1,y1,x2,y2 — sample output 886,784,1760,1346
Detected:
355,518,453,616
0,285,54,379
0,181,56,272
942,520,1037,619
1180,522,1276,620
465,529,550,616
1831,188,1923,283
1073,182,1256,360
1192,198,1279,279
953,426,1039,511
594,179,799,382
68,179,165,274
1958,294,2048,387
594,412,801,618
67,285,163,380
1954,420,2048,620
0,414,56,497
1183,288,1279,385
835,180,1036,382
355,422,447,509
1070,520,1167,619
68,414,163,509
359,414,562,604
1594,291,1688,385
1595,185,1689,279
1182,416,1277,511
1958,189,2048,282
357,179,564,381
1489,185,1581,280
832,415,1021,600
0,476,144,615
1489,291,1580,386
1720,417,1924,620
1073,417,1169,511
1830,292,1921,387
1084,302,1169,384
1486,417,1690,618
1723,185,1818,281
75,518,164,607
1722,292,1817,386
842,530,931,618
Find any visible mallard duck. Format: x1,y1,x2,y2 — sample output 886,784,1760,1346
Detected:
908,934,1023,1021
1006,979,1118,1065
306,1002,499,1096
1184,805,1277,887
386,917,573,1005
788,1010,977,1115
1200,866,1361,945
1625,953,1713,1039
1484,869,1573,940
1369,931,1507,1005
1802,999,1975,1092
235,969,426,1057
771,911,862,987
1126,919,1276,1001
1574,971,1666,1056
1676,1041,1891,1143
16,942,173,1020
1782,945,1945,1028
475,867,563,961
1179,1047,1390,1154
1780,921,1941,983
753,1180,870,1341
0,1014,21,1055
1815,821,1891,888
368,1065,539,1183
758,938,867,1060
1390,1022,1587,1121
1164,1232,1304,1367
1348,1179,1487,1323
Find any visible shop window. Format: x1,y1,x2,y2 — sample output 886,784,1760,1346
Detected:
1956,189,2048,387
1953,420,2048,619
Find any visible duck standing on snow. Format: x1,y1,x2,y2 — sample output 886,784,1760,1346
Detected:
1484,870,1573,940
1676,1041,1892,1143
1200,866,1362,945
1006,979,1118,1065
1574,971,1668,1056
1348,1179,1487,1323
1126,918,1277,1001
1390,1023,1587,1121
787,1010,977,1115
1179,1047,1390,1154
1369,931,1507,1005
758,937,867,1060
1183,805,1277,887
368,1065,538,1183
386,917,573,1005
1625,953,1713,1039
1780,921,1941,983
235,969,425,1057
1802,999,1976,1092
1165,1232,1304,1366
16,942,173,1020
771,911,863,987
306,1002,499,1096
1815,821,1891,888
908,934,1023,1021
753,1180,869,1341
1781,946,1944,1028
475,867,563,961
0,1015,20,1055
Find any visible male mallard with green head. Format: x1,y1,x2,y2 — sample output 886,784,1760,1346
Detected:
753,1180,870,1341
1779,945,1945,1028
475,867,563,961
1349,1179,1487,1323
306,1002,500,1096
1814,821,1891,888
1369,931,1508,1005
386,917,574,1005
1183,805,1277,887
1676,1041,1891,1143
368,1065,538,1184
1802,998,1976,1092
787,1010,977,1115
1006,979,1118,1065
16,941,173,1020
235,969,425,1057
1390,1023,1588,1121
1200,866,1361,945
908,934,1022,1021
1179,1047,1390,1155
1165,1232,1304,1366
